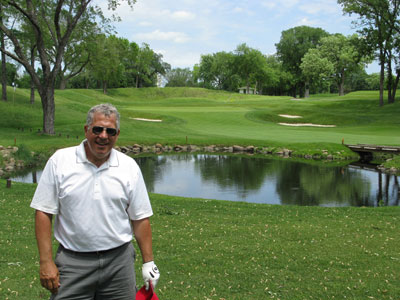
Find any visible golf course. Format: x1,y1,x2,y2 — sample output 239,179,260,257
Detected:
0,87,399,299
1,87,400,153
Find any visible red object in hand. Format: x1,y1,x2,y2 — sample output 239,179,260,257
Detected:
136,284,159,300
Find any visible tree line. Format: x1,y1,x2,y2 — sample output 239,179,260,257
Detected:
165,27,394,100
1,0,399,134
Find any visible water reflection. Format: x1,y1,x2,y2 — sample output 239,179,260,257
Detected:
276,164,371,206
134,154,399,207
11,154,399,207
12,169,42,184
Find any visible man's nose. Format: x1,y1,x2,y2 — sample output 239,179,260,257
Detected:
98,128,109,138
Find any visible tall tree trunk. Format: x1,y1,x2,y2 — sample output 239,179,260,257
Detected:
103,80,107,94
292,85,296,98
59,78,67,90
379,50,385,107
387,52,393,103
1,6,7,102
1,49,6,101
38,86,56,134
30,47,36,104
389,68,400,104
299,82,305,98
304,80,310,98
30,81,35,104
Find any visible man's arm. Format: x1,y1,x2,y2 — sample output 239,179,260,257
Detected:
132,217,154,263
132,217,160,290
35,210,59,294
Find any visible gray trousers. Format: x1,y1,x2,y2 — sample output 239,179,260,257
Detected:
50,242,136,300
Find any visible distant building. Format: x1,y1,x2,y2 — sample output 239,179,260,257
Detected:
238,86,256,94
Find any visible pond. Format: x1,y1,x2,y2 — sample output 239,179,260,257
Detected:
12,154,400,207
135,154,399,207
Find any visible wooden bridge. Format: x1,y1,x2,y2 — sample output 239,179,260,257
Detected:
345,144,400,161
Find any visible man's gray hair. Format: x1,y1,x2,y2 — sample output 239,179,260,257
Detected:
86,103,120,130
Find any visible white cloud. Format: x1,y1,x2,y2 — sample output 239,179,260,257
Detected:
296,17,318,27
171,10,196,21
134,30,190,43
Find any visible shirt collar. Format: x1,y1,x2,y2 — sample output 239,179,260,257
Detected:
76,139,119,167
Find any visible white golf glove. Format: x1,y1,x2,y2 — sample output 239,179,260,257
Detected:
142,261,160,290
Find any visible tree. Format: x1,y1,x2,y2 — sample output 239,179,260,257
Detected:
133,43,170,88
261,55,292,96
57,9,103,90
338,0,400,106
196,54,216,89
196,51,239,91
16,21,40,104
301,34,365,96
0,0,135,134
88,34,127,94
234,43,270,94
165,68,195,87
0,60,17,85
276,26,329,97
300,48,334,97
0,3,7,101
196,46,280,95
122,41,139,87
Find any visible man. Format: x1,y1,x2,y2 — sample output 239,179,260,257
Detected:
31,103,160,299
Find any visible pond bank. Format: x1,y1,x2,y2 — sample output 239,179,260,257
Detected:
117,143,399,175
116,143,356,160
1,143,399,178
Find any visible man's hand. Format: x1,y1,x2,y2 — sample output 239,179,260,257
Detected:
39,260,60,294
142,261,160,290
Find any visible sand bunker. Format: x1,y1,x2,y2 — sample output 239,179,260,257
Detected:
130,117,162,122
279,122,336,128
279,114,302,119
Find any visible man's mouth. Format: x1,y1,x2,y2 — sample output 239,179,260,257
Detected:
95,141,109,146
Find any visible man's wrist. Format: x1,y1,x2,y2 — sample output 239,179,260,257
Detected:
39,257,54,264
143,259,154,264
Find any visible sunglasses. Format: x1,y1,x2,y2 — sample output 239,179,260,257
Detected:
91,126,118,136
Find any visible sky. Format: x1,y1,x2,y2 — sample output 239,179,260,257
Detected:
99,0,379,73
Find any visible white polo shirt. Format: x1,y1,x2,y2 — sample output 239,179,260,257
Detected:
30,140,153,252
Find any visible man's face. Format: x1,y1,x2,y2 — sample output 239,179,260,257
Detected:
84,112,120,166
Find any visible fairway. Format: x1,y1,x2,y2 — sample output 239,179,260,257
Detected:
0,87,399,154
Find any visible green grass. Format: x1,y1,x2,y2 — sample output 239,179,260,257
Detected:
0,181,399,299
0,87,399,158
